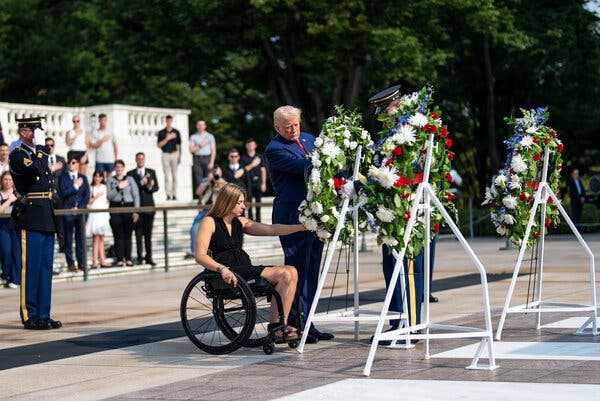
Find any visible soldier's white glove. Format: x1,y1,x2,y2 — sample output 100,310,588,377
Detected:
33,128,46,146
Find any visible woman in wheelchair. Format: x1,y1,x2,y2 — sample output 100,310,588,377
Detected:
195,183,305,340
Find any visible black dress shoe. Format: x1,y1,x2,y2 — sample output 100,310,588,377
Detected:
429,294,439,303
45,318,62,329
23,319,40,330
305,332,318,344
136,257,144,265
308,327,334,341
125,260,134,267
146,259,157,267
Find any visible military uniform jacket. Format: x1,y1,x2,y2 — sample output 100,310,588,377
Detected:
9,142,56,232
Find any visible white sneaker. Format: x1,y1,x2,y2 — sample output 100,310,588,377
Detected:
6,283,18,289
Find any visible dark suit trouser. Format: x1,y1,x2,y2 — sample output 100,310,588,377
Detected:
0,226,19,284
571,200,583,226
135,212,155,261
273,201,324,326
110,212,134,261
246,183,262,222
63,215,85,268
382,245,425,328
18,230,54,323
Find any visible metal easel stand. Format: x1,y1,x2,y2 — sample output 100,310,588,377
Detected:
363,134,497,376
495,147,598,340
298,146,409,353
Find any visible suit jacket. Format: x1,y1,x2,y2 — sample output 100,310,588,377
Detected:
126,167,158,207
568,177,586,203
58,171,90,210
264,132,314,206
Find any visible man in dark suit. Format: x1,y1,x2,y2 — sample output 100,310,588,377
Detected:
222,148,246,189
568,168,586,227
58,157,90,272
127,152,158,266
264,105,332,344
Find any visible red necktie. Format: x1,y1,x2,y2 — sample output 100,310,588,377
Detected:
294,139,307,154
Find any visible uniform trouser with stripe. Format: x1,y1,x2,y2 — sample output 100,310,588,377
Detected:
18,230,55,323
382,245,425,328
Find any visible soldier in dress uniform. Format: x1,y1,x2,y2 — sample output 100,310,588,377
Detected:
9,117,62,330
368,85,432,344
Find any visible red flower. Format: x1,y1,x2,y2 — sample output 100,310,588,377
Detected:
439,127,448,138
527,181,540,190
385,158,394,167
491,200,497,208
545,217,551,227
413,172,424,185
533,154,541,161
401,192,411,199
547,196,553,204
404,211,411,221
543,138,549,145
430,111,439,119
445,138,453,149
445,173,453,183
519,192,528,202
446,192,454,203
392,146,403,156
394,176,411,188
551,130,557,138
557,143,564,153
447,151,455,161
333,176,345,191
423,123,437,134
433,223,441,233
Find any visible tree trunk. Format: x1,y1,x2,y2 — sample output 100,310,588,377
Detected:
483,36,499,171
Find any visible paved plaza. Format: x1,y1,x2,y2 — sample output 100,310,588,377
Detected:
1,235,600,400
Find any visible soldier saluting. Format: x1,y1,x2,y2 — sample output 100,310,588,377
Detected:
9,117,61,330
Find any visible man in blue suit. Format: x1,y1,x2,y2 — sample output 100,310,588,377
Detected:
264,105,333,343
58,157,90,272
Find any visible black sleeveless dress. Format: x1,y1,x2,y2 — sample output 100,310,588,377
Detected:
208,217,265,279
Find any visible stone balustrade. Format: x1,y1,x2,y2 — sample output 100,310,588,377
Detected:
0,102,192,202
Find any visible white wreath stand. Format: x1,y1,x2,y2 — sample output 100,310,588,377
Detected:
298,146,409,353
363,134,497,376
495,147,599,340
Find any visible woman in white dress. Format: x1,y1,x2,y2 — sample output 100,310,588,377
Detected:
87,171,112,268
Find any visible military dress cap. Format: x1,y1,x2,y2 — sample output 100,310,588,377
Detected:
16,116,45,130
368,84,401,112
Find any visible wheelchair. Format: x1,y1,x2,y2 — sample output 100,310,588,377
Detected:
180,270,302,355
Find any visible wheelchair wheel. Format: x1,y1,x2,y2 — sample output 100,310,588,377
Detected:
180,271,256,355
217,283,274,348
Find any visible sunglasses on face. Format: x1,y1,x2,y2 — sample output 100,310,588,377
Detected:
73,120,80,123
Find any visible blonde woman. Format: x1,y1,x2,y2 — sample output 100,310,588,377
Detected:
195,183,304,339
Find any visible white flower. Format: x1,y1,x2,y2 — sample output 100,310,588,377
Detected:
328,178,335,188
375,205,395,223
490,185,498,196
526,125,537,134
343,139,351,148
314,137,324,148
393,124,416,145
321,141,341,159
317,229,332,240
494,174,507,189
509,174,521,190
306,191,313,201
520,135,534,148
349,141,358,150
502,195,518,209
374,165,398,189
305,218,318,231
381,236,399,247
368,165,380,179
299,200,307,209
496,226,507,236
361,129,369,140
310,202,323,215
409,112,428,128
481,187,493,205
298,214,307,224
330,206,340,218
320,215,330,223
310,168,321,185
503,214,516,225
343,129,351,139
511,154,527,173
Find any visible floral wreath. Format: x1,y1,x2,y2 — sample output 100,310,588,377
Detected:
483,108,563,247
298,107,373,243
361,87,455,259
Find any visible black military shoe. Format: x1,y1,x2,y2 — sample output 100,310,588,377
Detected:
23,319,39,330
146,259,157,267
45,318,62,329
305,332,319,344
309,326,335,341
429,294,439,303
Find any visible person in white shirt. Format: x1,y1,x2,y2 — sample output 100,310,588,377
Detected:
189,120,216,195
90,114,118,179
87,170,112,268
65,115,90,175
0,144,10,175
